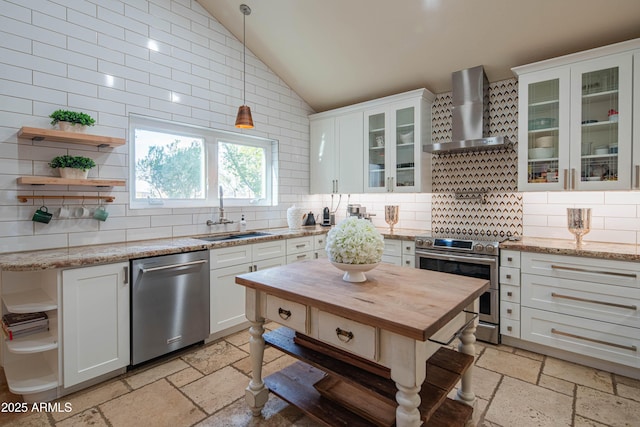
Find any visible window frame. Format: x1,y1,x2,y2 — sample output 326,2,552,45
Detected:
129,114,277,209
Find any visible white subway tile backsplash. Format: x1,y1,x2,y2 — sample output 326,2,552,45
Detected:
33,11,97,44
1,0,33,23
547,191,605,205
0,30,33,54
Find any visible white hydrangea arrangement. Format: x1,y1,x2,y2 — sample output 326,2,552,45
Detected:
326,217,384,264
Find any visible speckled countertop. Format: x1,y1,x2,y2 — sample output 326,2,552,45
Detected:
500,236,640,262
0,226,421,272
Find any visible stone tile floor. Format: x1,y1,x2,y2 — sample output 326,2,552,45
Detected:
1,323,638,427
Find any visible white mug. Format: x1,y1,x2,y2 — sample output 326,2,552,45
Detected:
57,206,71,218
75,207,91,218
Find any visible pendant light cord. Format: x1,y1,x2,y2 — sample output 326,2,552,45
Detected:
242,10,246,105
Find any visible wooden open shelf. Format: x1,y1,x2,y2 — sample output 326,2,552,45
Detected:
263,327,474,427
17,177,125,187
18,126,125,148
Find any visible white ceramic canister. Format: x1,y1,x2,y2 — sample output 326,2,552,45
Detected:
287,205,305,230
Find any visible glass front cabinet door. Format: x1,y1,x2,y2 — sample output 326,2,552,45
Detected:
518,68,570,191
518,53,633,191
364,100,426,193
570,55,632,190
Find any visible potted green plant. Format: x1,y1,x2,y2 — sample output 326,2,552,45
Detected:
49,155,96,179
49,109,96,132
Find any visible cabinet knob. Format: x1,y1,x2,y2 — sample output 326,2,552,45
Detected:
507,309,513,314
506,274,512,279
507,326,513,332
507,291,513,297
507,257,513,262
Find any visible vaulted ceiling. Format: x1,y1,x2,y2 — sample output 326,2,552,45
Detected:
197,0,640,112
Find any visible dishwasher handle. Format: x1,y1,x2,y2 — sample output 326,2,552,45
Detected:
140,259,207,274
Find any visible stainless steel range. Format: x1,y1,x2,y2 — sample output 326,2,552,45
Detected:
415,236,500,344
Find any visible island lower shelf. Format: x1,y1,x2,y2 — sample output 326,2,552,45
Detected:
263,327,474,427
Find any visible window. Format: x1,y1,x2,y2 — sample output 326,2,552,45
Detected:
129,115,277,209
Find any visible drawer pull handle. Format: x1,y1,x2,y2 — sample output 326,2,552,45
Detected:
551,292,637,310
278,308,291,320
551,328,637,352
507,291,513,297
551,264,637,279
335,327,354,343
296,244,306,248
297,254,306,259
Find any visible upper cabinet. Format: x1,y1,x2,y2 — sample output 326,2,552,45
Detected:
364,95,432,193
309,111,364,194
514,39,638,191
309,89,434,194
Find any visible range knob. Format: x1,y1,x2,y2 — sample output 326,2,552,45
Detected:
473,244,484,252
416,239,424,246
424,239,433,247
485,245,496,254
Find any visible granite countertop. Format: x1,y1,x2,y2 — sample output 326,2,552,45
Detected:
500,236,640,262
0,226,422,272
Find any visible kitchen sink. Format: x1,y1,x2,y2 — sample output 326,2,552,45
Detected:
196,231,273,242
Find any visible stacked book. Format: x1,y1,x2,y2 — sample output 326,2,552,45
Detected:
2,312,49,340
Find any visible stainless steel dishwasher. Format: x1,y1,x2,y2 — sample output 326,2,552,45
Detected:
130,250,209,366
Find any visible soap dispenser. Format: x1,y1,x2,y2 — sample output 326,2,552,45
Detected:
239,214,247,232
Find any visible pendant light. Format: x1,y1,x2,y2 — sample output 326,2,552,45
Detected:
235,4,254,129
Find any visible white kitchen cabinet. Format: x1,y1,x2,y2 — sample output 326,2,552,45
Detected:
364,90,433,193
633,51,640,188
518,251,639,368
1,269,60,402
381,238,414,267
514,39,638,191
499,250,521,339
62,262,129,388
313,233,328,259
309,111,364,194
286,236,315,263
309,88,433,195
209,241,286,334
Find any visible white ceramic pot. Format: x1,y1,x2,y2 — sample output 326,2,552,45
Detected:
286,205,305,230
59,168,89,179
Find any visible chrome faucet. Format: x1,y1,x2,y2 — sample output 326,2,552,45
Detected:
206,186,234,226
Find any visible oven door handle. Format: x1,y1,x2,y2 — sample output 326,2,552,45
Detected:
415,251,498,267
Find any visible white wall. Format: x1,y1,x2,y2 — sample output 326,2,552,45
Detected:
523,191,640,245
0,0,314,253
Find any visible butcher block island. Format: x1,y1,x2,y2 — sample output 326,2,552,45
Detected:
235,258,490,427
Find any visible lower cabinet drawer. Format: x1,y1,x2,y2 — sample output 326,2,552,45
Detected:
286,252,313,263
501,318,520,338
266,295,307,333
500,301,520,321
521,307,639,368
318,311,377,360
501,284,521,303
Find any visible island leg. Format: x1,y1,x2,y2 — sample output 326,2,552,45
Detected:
456,309,478,426
395,383,422,427
389,333,426,427
245,319,269,416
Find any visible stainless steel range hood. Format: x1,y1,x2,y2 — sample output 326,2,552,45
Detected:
424,65,510,154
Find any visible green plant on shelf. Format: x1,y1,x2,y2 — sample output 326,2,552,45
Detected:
49,109,96,126
49,155,96,171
